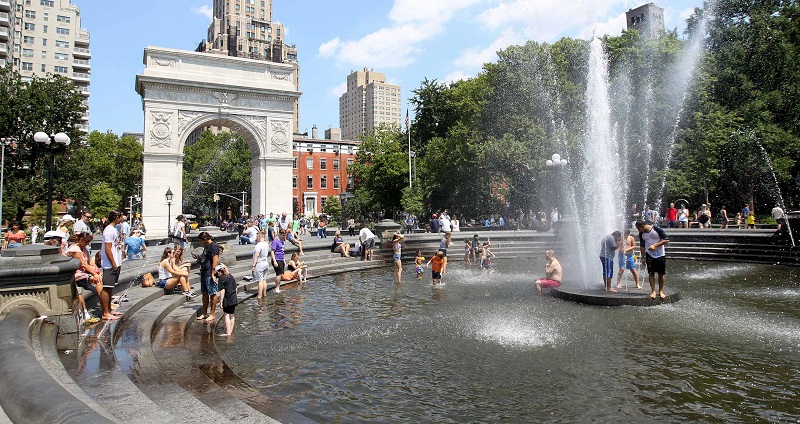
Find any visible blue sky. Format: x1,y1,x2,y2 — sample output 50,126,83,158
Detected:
81,0,701,136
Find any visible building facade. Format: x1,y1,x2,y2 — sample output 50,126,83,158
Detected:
0,0,15,68
10,0,90,131
339,68,402,141
292,125,360,217
626,3,665,39
196,0,300,133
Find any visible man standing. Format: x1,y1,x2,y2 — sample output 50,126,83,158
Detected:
194,232,219,321
100,210,124,321
30,223,40,244
600,231,622,292
358,226,377,261
665,203,678,228
636,220,670,299
741,204,751,222
73,210,92,234
429,213,440,233
534,250,562,295
771,203,786,231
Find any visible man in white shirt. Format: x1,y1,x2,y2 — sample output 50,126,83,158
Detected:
358,227,377,261
239,221,258,245
771,204,786,231
636,220,670,300
73,210,92,234
100,210,124,321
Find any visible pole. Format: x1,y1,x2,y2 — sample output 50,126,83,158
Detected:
45,150,55,232
408,127,412,188
0,142,5,231
167,202,171,234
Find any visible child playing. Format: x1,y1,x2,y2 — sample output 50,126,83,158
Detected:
471,234,480,263
214,264,238,337
464,238,473,265
414,250,425,280
427,250,446,285
480,241,495,272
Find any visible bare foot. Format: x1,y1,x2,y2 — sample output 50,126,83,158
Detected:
204,315,216,322
101,314,119,320
111,311,124,316
659,291,667,299
608,288,617,293
636,285,642,290
217,333,231,337
616,284,623,288
195,314,207,321
649,292,657,299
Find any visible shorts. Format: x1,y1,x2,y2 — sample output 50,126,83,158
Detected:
432,270,442,279
393,253,402,261
102,267,121,289
363,238,375,250
273,260,285,276
600,257,614,278
222,304,236,315
440,248,448,257
415,266,423,275
201,274,219,295
480,258,491,269
156,278,168,288
75,278,98,296
253,262,270,281
645,255,667,275
618,253,636,270
536,278,561,288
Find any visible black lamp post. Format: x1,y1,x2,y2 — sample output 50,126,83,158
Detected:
33,131,71,231
165,187,173,234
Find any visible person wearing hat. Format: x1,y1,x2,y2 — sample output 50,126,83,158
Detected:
390,232,404,283
213,264,237,336
42,230,66,255
56,214,75,251
124,229,147,261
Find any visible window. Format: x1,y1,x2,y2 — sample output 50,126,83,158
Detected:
22,48,33,57
56,15,70,23
54,66,67,73
320,159,327,170
24,10,36,19
54,52,67,60
43,12,48,20
321,196,327,207
43,25,47,33
42,38,47,46
306,176,313,189
292,158,297,169
24,23,35,31
22,62,33,71
40,50,45,58
321,176,327,189
333,176,340,190
40,0,54,6
55,40,69,48
41,64,45,72
347,159,354,168
347,177,354,190
333,159,339,170
56,27,69,35
306,157,313,169
292,176,297,189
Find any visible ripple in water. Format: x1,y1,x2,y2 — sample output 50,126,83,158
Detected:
680,263,758,280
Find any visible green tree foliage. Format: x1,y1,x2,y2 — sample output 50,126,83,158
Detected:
348,124,409,219
58,131,143,214
0,65,86,221
182,131,251,217
322,195,343,222
87,182,121,219
401,186,424,218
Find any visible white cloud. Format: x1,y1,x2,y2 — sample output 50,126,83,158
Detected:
318,0,481,69
444,70,472,83
330,82,347,97
578,12,627,39
453,28,521,69
664,6,696,33
191,5,213,21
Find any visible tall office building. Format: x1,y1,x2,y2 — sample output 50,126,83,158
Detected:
339,68,402,141
626,3,665,39
0,0,15,69
10,0,90,132
196,0,299,132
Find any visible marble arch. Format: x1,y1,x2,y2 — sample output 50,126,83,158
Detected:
135,47,300,237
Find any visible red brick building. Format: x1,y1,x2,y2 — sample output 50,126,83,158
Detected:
292,127,360,217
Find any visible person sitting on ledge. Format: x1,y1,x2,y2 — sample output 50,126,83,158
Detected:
534,250,562,295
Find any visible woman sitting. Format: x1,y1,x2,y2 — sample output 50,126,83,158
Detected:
66,232,102,323
332,231,350,257
286,252,308,283
286,228,305,255
157,247,196,298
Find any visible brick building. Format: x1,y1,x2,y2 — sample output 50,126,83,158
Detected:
293,125,360,217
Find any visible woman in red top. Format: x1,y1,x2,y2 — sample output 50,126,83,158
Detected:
2,221,26,249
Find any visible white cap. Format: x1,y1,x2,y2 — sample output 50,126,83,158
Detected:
213,264,227,273
60,214,76,222
43,230,64,240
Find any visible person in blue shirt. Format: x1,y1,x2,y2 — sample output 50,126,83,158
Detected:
124,230,147,260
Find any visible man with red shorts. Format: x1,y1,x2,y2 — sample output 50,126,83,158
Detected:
535,250,562,295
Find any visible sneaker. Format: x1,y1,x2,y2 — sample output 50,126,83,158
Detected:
184,290,198,299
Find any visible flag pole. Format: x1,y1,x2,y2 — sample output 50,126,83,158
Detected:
407,107,412,188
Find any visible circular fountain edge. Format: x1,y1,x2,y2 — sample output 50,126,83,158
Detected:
550,286,681,306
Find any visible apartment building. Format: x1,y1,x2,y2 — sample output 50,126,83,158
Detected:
0,0,14,68
10,0,90,131
293,125,360,217
339,68,402,141
196,0,300,132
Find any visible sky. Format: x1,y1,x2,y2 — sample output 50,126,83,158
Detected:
80,0,702,136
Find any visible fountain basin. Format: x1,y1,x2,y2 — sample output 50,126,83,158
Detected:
550,285,680,306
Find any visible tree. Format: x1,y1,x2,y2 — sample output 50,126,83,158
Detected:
0,66,86,222
322,195,343,222
87,182,121,219
348,124,409,218
401,186,423,218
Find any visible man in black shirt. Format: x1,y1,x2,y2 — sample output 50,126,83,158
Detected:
193,232,219,321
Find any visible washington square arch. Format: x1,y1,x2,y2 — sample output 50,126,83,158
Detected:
135,46,300,237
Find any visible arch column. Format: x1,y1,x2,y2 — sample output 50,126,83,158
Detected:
142,153,183,235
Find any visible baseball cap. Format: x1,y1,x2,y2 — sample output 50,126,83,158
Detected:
60,214,76,222
214,264,227,273
43,230,64,240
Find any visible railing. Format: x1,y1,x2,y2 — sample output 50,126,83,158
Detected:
73,58,90,66
0,12,9,23
72,72,90,80
73,47,91,55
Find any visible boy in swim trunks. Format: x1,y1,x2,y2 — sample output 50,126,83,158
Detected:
616,229,641,289
534,250,562,295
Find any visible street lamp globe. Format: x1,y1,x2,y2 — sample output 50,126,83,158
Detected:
560,159,568,166
53,132,71,145
551,153,561,163
546,159,554,167
33,131,51,144
165,187,173,204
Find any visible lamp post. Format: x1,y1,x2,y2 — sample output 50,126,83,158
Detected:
33,131,71,231
165,187,173,234
545,153,568,214
0,137,13,231
410,151,417,182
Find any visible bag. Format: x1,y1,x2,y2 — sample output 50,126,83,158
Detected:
141,273,156,287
